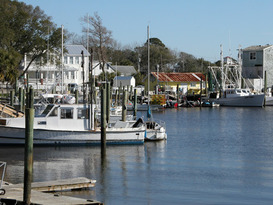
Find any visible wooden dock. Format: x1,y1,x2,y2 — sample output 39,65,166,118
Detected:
0,177,102,205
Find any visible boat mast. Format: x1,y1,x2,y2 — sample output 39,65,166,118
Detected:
147,25,150,106
220,44,224,91
238,46,242,89
61,25,64,94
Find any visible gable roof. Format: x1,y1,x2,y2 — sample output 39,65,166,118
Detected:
243,45,272,52
65,45,90,56
151,72,205,82
108,64,137,76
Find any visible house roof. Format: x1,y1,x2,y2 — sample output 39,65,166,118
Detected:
108,65,137,76
243,45,272,51
151,72,205,82
65,45,90,56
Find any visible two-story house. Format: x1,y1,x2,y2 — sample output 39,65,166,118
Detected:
24,44,90,92
242,45,273,91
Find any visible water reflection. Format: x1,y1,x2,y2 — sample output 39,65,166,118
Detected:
2,107,273,204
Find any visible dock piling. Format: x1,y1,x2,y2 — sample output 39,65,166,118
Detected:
24,88,34,205
133,89,137,118
100,86,106,154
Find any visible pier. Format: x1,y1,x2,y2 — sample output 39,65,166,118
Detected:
0,177,102,205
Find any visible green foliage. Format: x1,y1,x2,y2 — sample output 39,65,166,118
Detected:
133,72,145,86
0,0,65,84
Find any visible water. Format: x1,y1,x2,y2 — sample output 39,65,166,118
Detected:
1,107,273,204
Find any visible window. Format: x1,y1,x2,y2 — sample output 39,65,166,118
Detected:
61,108,73,119
77,108,89,119
190,83,196,87
69,57,73,64
64,56,68,64
75,56,79,64
49,107,58,117
71,71,75,79
250,52,256,60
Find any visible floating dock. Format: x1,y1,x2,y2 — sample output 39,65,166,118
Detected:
0,177,102,205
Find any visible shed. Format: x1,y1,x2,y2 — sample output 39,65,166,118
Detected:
113,76,136,88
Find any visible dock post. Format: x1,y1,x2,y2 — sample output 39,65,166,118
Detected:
200,78,203,108
19,87,23,111
176,84,179,106
264,70,267,106
122,90,127,121
106,82,110,123
130,85,133,101
75,90,79,104
10,90,14,107
24,88,34,205
133,89,137,119
101,86,106,154
115,89,118,107
118,86,121,106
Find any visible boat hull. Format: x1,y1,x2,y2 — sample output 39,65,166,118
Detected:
213,94,265,107
0,127,145,145
145,130,167,141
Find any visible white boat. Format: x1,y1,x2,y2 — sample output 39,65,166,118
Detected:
0,104,146,145
145,119,167,141
213,88,265,107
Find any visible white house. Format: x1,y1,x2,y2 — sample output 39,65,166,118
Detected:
113,76,135,88
24,44,90,92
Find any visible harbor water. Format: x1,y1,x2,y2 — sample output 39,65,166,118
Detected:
1,107,273,204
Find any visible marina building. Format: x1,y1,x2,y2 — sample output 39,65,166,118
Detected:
242,44,273,91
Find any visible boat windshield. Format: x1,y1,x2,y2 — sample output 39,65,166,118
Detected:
40,105,55,117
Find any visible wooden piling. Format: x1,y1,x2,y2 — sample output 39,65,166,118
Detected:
118,87,121,106
176,84,179,105
100,86,106,153
10,90,14,107
133,89,137,118
19,87,23,111
115,89,118,107
122,90,127,121
264,70,267,106
24,88,34,205
200,78,203,108
106,82,110,123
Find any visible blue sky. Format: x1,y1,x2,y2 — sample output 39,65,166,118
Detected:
20,0,273,62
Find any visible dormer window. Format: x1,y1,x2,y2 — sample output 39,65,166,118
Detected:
250,52,256,60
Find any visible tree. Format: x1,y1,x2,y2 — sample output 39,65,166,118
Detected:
0,0,64,84
136,37,175,74
82,12,114,81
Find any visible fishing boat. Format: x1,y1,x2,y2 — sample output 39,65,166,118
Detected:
209,45,265,107
0,103,145,145
212,88,264,107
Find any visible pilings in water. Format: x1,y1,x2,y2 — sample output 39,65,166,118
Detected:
100,86,106,154
24,88,34,205
133,89,137,118
10,90,14,107
106,82,110,123
122,90,127,122
19,87,24,111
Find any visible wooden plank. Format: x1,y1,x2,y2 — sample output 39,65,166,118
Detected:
0,103,24,118
12,177,96,192
1,186,102,205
